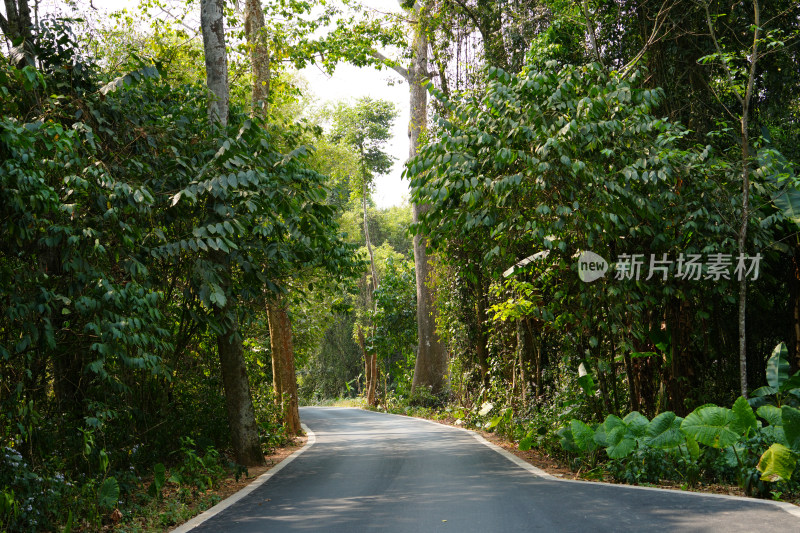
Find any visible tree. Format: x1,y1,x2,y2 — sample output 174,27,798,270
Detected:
373,1,449,396
328,97,398,406
199,0,263,466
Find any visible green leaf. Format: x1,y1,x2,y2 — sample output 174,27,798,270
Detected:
782,405,800,452
486,415,503,429
63,510,73,533
623,412,649,438
767,343,790,390
209,284,227,308
773,187,800,225
570,419,597,452
557,426,579,453
97,477,119,509
757,443,797,482
646,411,685,449
519,432,534,451
731,396,757,436
757,405,783,427
577,374,596,397
606,426,636,459
751,385,778,398
680,405,739,449
685,434,701,459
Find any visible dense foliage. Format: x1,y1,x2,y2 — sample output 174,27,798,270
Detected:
0,14,359,528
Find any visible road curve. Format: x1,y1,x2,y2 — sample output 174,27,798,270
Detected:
180,407,799,532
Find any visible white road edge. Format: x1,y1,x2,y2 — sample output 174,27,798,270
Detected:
400,410,800,519
171,423,317,532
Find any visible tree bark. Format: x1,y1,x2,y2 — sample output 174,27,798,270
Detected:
244,0,270,109
216,305,264,466
200,0,229,127
406,2,448,395
201,0,264,466
267,298,301,435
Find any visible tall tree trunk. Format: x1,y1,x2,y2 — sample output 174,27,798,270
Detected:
201,0,263,466
215,301,264,466
362,180,380,406
407,2,448,395
267,297,301,435
704,0,760,398
243,0,303,434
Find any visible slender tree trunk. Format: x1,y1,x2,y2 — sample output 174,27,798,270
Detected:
361,179,380,406
244,0,270,108
704,0,760,398
201,0,263,466
267,297,301,435
356,325,378,406
581,0,603,66
244,0,304,432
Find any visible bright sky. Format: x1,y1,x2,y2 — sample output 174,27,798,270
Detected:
15,0,411,208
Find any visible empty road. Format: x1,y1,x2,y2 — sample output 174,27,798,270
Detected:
177,407,800,532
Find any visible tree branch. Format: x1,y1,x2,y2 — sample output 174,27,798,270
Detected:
371,49,409,80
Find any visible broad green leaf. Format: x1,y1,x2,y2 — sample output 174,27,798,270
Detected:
757,443,797,482
751,385,778,398
685,434,700,460
486,415,502,429
605,429,636,459
623,411,649,438
557,426,579,453
782,405,800,452
577,374,596,397
780,372,800,393
570,419,597,452
519,432,534,451
767,343,790,390
602,414,625,434
773,187,800,225
63,510,73,533
731,396,757,436
757,405,783,427
97,477,119,509
680,406,739,449
646,411,685,449
593,423,608,447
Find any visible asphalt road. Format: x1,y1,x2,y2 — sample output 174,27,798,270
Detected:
180,407,800,532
